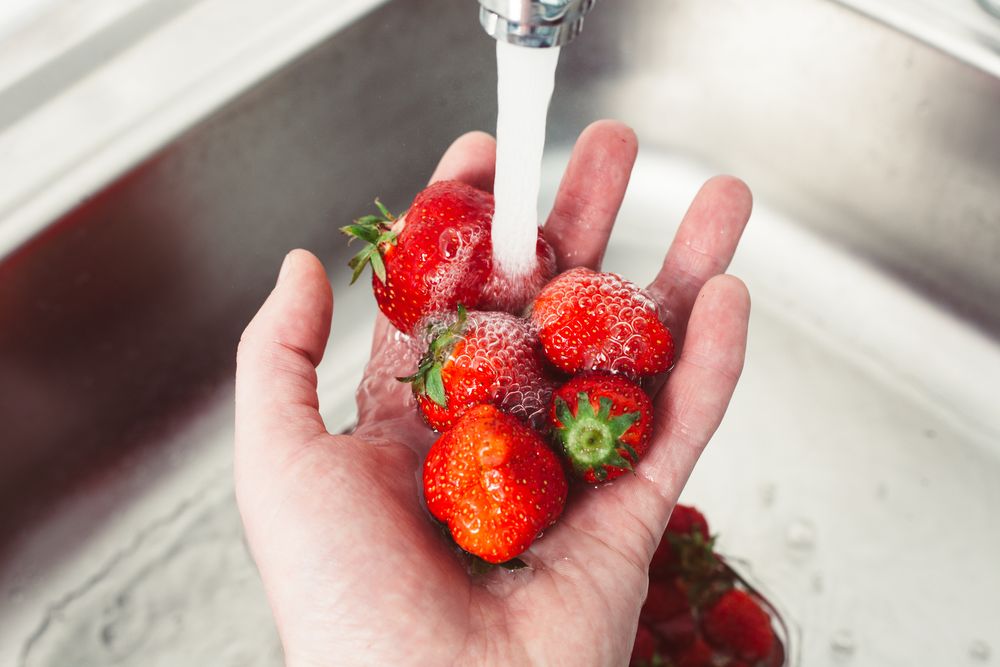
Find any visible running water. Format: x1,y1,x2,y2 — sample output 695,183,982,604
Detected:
491,40,560,278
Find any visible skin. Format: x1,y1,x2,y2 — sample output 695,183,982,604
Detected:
234,120,752,667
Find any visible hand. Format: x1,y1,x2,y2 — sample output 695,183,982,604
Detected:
235,120,752,667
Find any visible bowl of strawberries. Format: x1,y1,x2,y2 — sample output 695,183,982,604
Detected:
633,504,796,667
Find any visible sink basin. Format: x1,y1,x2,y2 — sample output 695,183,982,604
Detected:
2,0,999,665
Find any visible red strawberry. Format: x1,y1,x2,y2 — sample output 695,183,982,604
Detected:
630,623,659,665
423,404,568,563
652,611,698,652
550,372,653,483
667,504,711,540
642,578,691,622
529,267,674,377
651,504,711,574
670,636,714,667
479,234,558,314
702,589,775,661
401,306,554,431
642,577,697,650
343,181,555,334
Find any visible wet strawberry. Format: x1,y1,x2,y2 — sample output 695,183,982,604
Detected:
550,372,653,483
401,306,554,431
422,404,568,563
479,233,558,314
702,589,775,662
343,181,554,334
529,267,674,378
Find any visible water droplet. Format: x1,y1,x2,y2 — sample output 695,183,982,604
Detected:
876,483,888,500
785,517,817,560
760,483,776,507
811,572,824,593
969,640,991,661
830,628,856,662
98,592,150,659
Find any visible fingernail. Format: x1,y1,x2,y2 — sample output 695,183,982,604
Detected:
277,251,294,285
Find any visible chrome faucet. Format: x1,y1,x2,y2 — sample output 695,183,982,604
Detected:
478,0,597,48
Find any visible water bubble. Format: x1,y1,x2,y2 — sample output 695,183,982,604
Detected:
785,517,817,560
438,228,463,260
969,640,991,661
623,334,647,358
830,628,857,662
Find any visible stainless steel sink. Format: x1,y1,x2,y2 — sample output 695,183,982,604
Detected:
2,0,999,665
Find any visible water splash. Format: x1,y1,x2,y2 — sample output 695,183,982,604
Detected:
492,40,560,277
830,628,857,662
785,517,817,560
969,639,991,662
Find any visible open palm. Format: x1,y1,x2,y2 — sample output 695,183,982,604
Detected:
235,121,752,667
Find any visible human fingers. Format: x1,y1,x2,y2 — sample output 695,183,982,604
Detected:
646,176,751,345
544,119,638,271
235,250,332,467
428,130,497,191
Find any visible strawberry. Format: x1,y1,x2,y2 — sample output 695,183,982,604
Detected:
651,612,698,652
642,577,697,650
422,404,568,563
343,180,555,334
651,504,711,574
642,577,691,623
550,372,653,482
702,589,775,662
667,504,711,541
479,234,558,314
342,181,491,334
670,636,714,667
401,306,554,431
529,267,674,378
630,623,659,665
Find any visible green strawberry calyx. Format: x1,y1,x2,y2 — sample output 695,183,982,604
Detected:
397,305,469,407
340,198,398,284
554,393,640,482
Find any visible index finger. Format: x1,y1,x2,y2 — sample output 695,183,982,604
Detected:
428,131,497,191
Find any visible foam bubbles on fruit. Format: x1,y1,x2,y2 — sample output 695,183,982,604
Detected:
459,311,554,430
425,225,489,315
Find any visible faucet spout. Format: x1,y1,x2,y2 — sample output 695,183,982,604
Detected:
478,0,597,48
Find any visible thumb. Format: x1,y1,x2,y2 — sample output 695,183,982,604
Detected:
235,249,332,465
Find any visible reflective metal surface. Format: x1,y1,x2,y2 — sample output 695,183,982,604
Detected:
1,0,999,665
478,0,597,47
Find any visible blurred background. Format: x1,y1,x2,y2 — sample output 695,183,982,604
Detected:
1,1,999,665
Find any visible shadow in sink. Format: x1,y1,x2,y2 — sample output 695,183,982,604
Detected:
0,160,230,553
